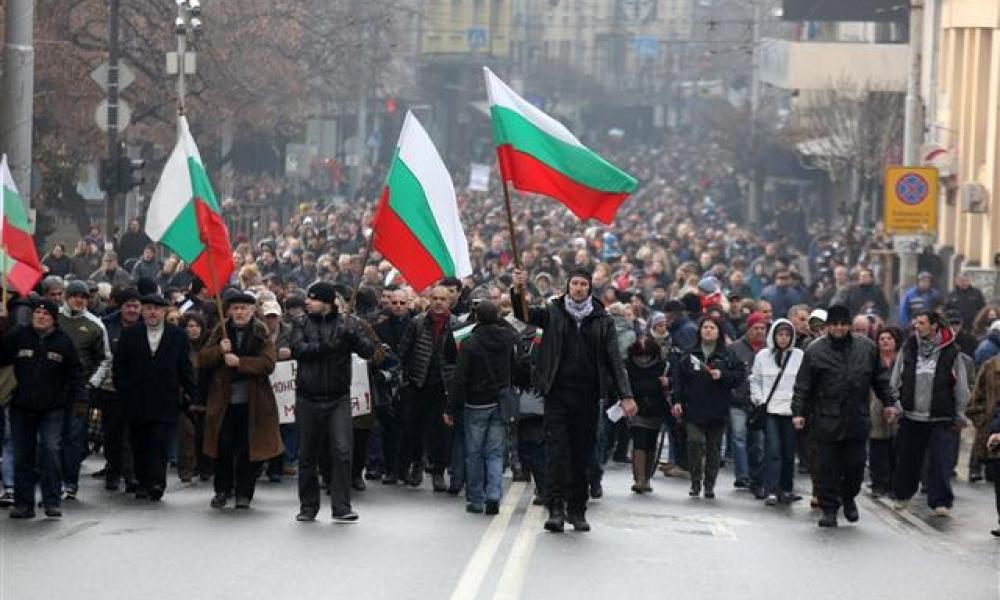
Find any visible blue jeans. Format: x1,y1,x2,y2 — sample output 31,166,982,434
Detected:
11,407,65,509
464,405,505,508
764,414,796,495
1,406,14,489
61,408,89,491
729,407,765,487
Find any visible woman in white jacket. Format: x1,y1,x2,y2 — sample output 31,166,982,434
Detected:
750,318,804,505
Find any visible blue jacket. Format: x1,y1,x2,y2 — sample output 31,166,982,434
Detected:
898,286,942,325
669,316,698,353
974,331,1000,367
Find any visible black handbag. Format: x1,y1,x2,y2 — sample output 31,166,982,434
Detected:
748,352,788,430
484,353,519,422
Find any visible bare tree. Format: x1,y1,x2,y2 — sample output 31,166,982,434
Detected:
793,81,905,261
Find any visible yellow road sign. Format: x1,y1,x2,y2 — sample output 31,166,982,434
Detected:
884,166,939,234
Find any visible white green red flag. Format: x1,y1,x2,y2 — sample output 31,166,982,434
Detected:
145,116,234,295
0,155,43,294
484,67,638,224
372,111,471,293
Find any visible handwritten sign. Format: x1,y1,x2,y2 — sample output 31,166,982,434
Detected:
271,355,372,423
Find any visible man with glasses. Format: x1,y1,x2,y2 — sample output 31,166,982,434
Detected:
2,298,85,519
56,280,111,501
374,288,411,485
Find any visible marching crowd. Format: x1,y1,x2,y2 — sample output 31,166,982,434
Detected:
3,132,1000,536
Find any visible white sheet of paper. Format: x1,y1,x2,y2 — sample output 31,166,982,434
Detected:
606,401,625,423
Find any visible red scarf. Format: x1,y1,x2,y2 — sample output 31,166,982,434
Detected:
429,311,447,340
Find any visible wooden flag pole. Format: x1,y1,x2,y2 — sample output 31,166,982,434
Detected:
202,236,229,341
1,247,8,310
500,179,529,320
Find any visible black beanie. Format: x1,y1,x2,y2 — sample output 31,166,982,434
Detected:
307,281,337,305
34,298,60,321
827,304,851,325
566,268,593,291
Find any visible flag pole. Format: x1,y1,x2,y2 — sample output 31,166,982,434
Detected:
500,179,529,319
1,249,7,310
204,249,229,341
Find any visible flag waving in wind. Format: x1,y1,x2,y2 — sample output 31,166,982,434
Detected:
372,111,471,293
146,116,233,295
484,67,638,224
0,155,43,294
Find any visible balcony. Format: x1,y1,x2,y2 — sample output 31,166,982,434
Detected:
759,39,910,92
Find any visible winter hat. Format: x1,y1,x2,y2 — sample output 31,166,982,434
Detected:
65,280,91,298
284,294,306,310
566,268,593,290
698,276,720,294
34,298,60,321
827,304,852,325
140,293,170,307
223,288,256,309
648,312,668,331
681,292,701,315
745,311,768,330
307,281,337,305
989,320,1000,334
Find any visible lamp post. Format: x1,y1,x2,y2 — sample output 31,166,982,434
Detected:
171,0,202,114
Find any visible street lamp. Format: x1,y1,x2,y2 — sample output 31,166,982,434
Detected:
168,0,202,113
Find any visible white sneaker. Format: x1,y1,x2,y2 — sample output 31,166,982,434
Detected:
764,494,778,506
933,506,951,518
892,499,909,511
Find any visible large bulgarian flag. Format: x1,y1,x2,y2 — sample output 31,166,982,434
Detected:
145,116,234,295
484,68,638,224
0,155,43,294
372,111,471,293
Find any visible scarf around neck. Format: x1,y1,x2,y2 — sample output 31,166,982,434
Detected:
564,296,594,326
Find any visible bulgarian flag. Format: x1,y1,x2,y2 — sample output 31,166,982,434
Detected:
145,116,234,295
372,111,471,293
484,67,638,224
0,155,43,294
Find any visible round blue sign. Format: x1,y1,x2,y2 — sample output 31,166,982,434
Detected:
896,173,929,206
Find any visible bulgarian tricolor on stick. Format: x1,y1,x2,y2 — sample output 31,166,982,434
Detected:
372,111,471,293
0,155,44,296
484,67,638,224
145,116,234,296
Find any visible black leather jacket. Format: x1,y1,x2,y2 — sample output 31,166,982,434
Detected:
511,290,632,400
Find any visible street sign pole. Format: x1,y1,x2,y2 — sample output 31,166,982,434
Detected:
104,0,121,250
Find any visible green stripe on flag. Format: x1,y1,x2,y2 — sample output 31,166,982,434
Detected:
490,106,637,194
160,202,204,264
187,158,220,212
3,187,31,231
385,152,456,276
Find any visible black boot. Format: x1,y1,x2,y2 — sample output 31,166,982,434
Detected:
406,463,423,487
843,498,859,523
544,505,566,533
567,511,591,532
689,480,702,497
431,472,447,492
818,512,838,528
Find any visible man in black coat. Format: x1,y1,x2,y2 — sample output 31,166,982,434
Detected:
512,267,635,533
372,287,412,485
792,304,899,528
946,272,986,334
113,294,197,501
2,299,85,518
289,281,375,523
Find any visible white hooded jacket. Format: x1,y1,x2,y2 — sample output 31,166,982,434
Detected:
750,318,804,416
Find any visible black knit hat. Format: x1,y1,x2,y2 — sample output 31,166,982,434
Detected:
307,281,337,305
222,288,256,308
566,268,593,291
827,304,851,325
34,298,60,321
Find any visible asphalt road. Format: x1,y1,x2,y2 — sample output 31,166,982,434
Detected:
1,457,998,600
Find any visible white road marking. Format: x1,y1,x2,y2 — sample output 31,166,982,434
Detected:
449,482,528,600
492,502,546,600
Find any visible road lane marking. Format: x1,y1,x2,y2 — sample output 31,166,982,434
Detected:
492,502,546,600
864,495,968,556
449,481,528,600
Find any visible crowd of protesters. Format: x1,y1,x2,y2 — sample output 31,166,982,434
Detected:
2,130,1000,535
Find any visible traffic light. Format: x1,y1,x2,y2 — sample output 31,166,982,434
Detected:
99,158,118,193
117,156,145,192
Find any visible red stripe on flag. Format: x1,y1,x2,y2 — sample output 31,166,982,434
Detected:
2,219,42,270
372,187,444,293
190,197,234,296
496,144,629,225
7,262,42,295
